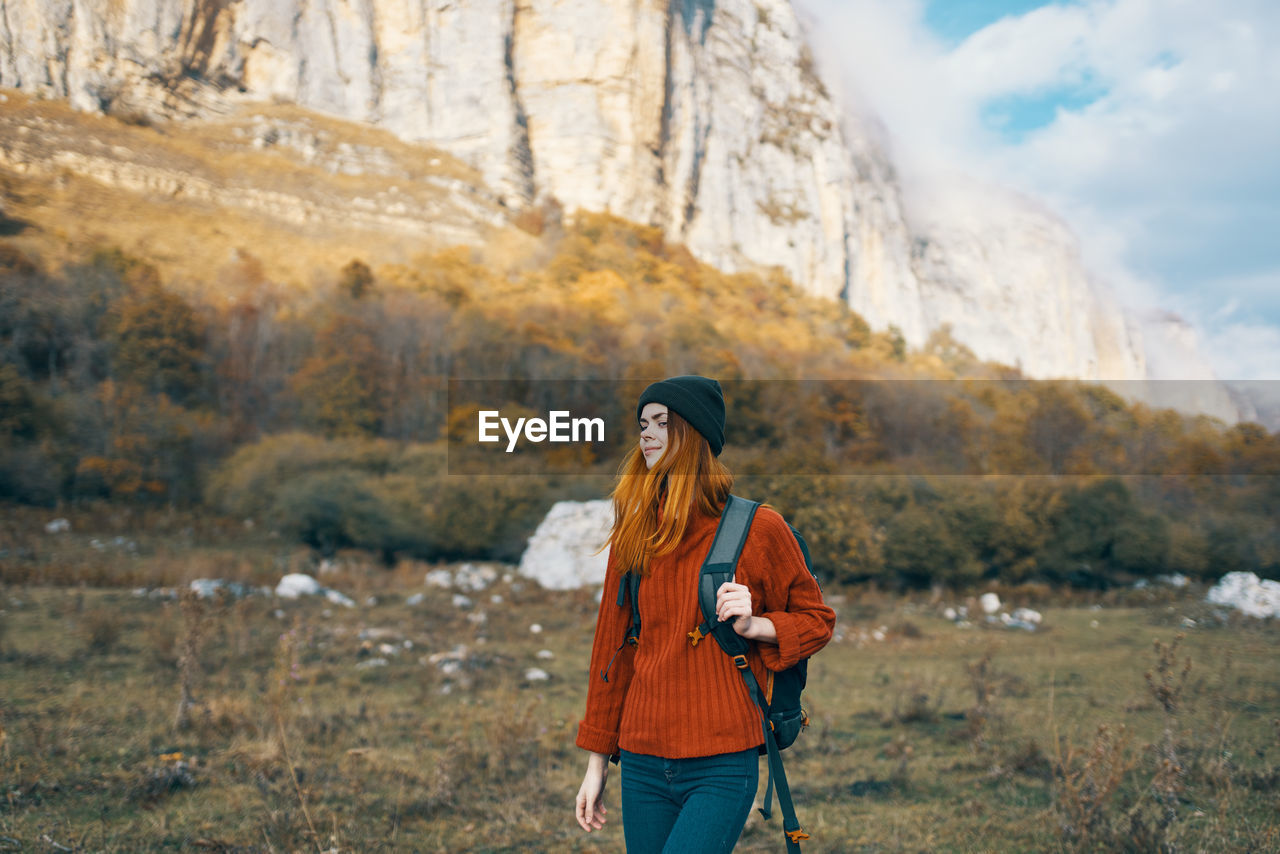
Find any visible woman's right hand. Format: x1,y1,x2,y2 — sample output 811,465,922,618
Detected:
575,752,610,832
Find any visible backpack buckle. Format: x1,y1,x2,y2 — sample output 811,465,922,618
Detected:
687,626,706,647
786,828,810,843
732,654,749,670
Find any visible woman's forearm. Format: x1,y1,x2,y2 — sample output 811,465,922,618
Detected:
740,615,777,643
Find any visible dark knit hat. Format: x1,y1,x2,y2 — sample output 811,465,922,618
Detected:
636,375,726,456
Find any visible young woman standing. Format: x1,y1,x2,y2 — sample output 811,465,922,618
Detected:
574,376,835,853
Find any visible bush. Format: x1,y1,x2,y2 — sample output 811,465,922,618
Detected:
208,433,564,562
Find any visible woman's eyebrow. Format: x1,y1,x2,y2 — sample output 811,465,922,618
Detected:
639,411,669,424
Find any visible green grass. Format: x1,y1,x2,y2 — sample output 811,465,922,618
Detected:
1,511,1278,852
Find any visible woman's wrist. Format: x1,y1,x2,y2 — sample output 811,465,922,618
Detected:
739,615,778,643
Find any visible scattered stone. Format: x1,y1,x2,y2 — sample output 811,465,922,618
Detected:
44,518,70,533
325,589,356,608
355,658,388,670
277,573,323,598
189,578,256,599
980,592,1001,615
1011,607,1041,625
1207,571,1280,618
529,623,543,634
452,594,473,609
518,500,613,590
536,649,555,660
274,573,355,607
377,643,398,656
1000,611,1038,631
406,593,425,606
454,563,499,592
425,569,452,588
524,667,550,682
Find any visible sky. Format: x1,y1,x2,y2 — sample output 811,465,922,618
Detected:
794,0,1280,381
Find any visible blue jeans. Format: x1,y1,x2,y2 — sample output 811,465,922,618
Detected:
619,748,759,854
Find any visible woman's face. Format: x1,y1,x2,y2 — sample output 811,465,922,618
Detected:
639,402,671,470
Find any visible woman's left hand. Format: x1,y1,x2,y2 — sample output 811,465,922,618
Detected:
715,581,755,635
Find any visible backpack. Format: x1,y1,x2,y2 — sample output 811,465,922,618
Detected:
615,495,821,853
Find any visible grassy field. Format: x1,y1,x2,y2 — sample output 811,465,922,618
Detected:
1,506,1278,852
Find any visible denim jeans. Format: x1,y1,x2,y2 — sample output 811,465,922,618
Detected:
619,748,759,854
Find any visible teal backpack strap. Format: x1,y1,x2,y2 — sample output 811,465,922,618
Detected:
692,495,809,853
687,495,759,648
601,571,642,685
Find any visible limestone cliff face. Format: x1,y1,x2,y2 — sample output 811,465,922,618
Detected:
0,0,1156,382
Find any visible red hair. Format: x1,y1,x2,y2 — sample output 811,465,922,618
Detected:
608,411,734,576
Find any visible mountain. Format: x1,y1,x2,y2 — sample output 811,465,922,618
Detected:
0,0,1234,397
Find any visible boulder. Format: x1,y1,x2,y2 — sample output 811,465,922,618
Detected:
517,500,613,590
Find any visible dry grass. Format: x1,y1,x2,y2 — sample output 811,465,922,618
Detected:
1,505,1278,851
0,88,518,300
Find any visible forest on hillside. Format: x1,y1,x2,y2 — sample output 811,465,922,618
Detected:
2,213,1278,588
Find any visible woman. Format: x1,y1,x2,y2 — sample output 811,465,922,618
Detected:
574,375,835,853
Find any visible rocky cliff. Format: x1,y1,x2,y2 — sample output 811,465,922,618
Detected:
0,0,1168,383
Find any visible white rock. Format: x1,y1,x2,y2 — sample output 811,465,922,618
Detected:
942,607,957,621
44,518,70,533
325,589,355,608
276,573,322,598
524,668,550,682
356,658,388,670
405,593,425,606
425,570,453,588
536,649,554,660
518,500,613,590
980,593,1001,615
455,563,499,592
452,594,473,609
190,578,223,599
1206,572,1280,619
1011,608,1042,625
529,623,543,634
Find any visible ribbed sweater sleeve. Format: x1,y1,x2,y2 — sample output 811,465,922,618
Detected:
736,507,836,672
575,548,634,756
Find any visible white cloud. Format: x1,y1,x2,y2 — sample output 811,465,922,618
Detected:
795,0,1280,381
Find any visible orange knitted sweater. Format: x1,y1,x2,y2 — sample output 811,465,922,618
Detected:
576,504,836,759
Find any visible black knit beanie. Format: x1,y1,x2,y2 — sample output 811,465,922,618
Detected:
636,375,726,456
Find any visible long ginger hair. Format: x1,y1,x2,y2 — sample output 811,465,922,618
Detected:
608,411,734,576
